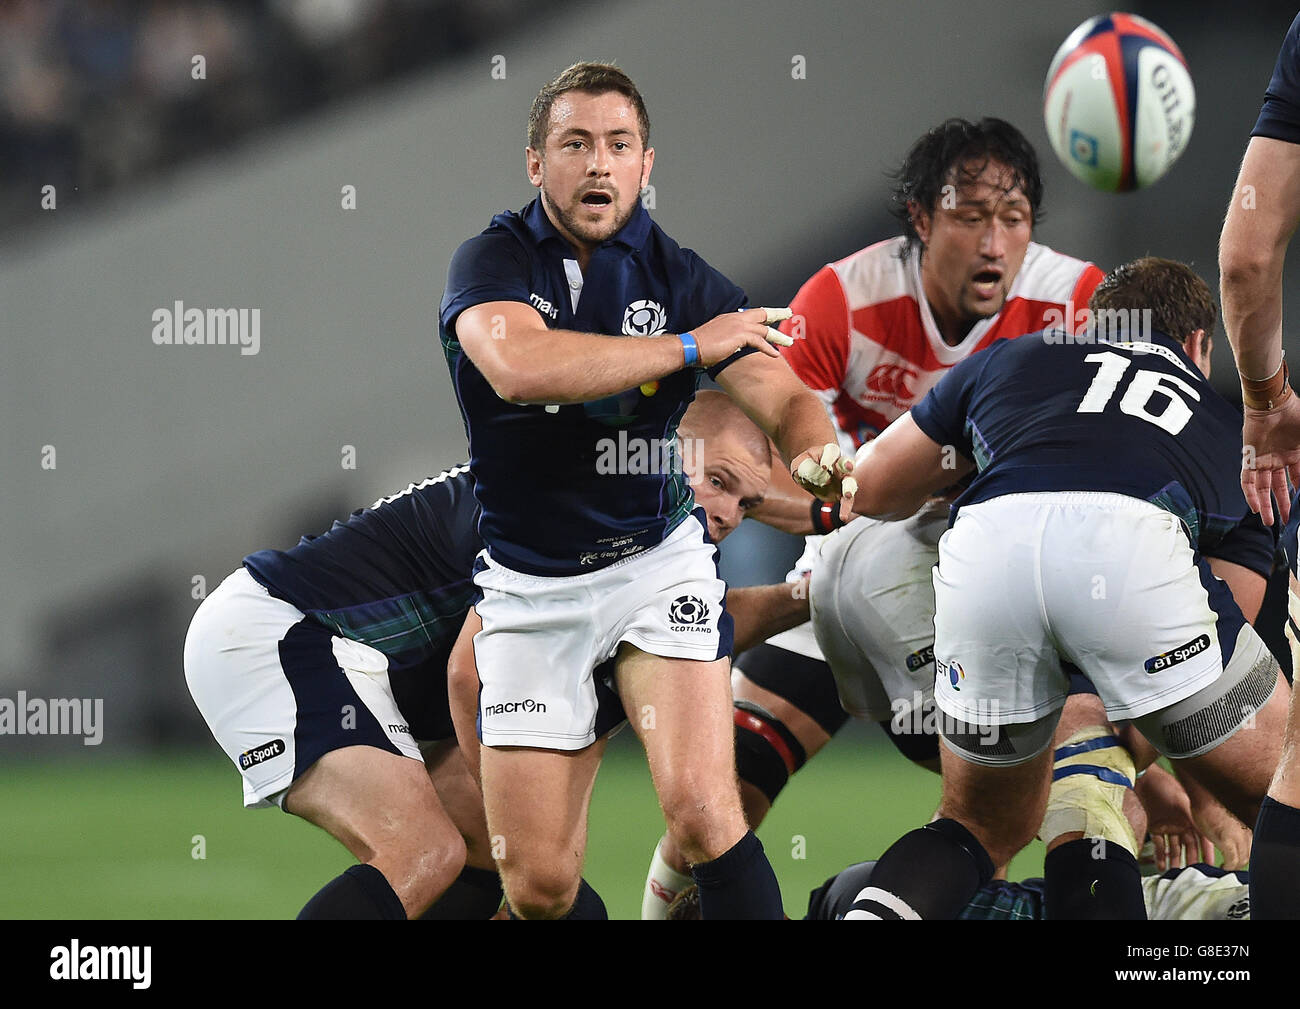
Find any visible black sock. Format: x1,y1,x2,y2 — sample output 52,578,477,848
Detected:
419,866,503,920
690,830,784,920
297,863,406,920
505,877,608,920
1250,796,1300,920
846,819,994,920
1044,838,1145,919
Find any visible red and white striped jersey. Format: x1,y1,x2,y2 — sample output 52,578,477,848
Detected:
779,236,1105,451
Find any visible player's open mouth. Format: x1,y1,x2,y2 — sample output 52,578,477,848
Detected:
971,270,1002,298
581,191,614,207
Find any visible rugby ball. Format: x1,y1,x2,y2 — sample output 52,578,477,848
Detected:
1043,12,1194,191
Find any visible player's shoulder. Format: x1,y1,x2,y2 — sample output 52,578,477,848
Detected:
451,211,532,264
827,236,915,308
1010,241,1101,302
368,463,475,513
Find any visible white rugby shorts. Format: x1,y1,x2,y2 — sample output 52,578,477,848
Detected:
183,568,423,808
472,513,731,750
810,504,949,721
932,492,1235,727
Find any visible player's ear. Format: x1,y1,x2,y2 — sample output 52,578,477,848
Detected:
640,147,655,190
910,200,931,246
525,146,544,188
1184,328,1210,378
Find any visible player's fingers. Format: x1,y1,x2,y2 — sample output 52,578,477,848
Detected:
759,306,793,325
765,326,794,347
795,456,830,487
1199,835,1215,865
839,475,858,523
1242,471,1266,523
1272,467,1291,525
1152,833,1168,871
741,332,781,358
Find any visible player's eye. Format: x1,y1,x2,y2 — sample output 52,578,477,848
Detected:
710,475,725,490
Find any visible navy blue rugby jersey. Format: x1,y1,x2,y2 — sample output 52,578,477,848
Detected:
910,331,1274,576
242,465,483,671
438,197,749,576
1254,12,1300,144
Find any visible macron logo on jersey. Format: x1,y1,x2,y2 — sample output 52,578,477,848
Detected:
529,293,559,319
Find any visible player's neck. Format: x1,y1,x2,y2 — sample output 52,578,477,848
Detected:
930,305,977,346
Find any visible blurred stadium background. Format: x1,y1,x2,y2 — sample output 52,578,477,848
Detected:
2,0,1298,919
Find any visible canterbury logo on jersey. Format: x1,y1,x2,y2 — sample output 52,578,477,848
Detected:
864,363,920,404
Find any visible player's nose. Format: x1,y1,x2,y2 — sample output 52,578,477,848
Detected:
588,142,613,175
978,220,1007,259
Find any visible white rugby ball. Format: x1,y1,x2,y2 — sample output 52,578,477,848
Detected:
1043,12,1195,191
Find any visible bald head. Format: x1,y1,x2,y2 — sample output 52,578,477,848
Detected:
680,390,771,470
678,390,771,543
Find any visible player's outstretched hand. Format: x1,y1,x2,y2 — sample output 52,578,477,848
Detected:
691,307,792,367
1135,763,1215,871
790,443,857,523
1242,392,1300,525
1179,765,1252,870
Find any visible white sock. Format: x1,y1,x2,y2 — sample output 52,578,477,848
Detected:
641,837,694,920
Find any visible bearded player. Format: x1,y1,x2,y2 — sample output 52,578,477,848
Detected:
644,117,1104,916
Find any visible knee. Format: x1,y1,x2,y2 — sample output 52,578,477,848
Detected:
399,828,469,914
660,776,744,863
499,862,581,919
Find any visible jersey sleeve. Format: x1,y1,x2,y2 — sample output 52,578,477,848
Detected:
1072,263,1106,318
778,265,851,394
438,231,532,337
1205,511,1277,580
1253,13,1300,143
910,343,1002,458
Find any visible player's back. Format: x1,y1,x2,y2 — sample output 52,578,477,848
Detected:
242,465,483,671
914,329,1269,566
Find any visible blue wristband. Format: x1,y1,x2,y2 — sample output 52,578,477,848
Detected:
679,332,699,367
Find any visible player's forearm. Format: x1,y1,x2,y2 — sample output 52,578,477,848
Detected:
1220,236,1286,382
749,452,817,534
1219,137,1300,380
728,582,810,654
767,387,839,467
484,327,687,404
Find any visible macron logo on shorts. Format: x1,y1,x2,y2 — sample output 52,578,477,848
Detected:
238,738,285,769
484,699,547,717
668,595,711,632
1144,634,1211,674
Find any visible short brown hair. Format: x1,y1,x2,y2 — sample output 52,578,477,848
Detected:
528,62,650,151
1088,256,1216,352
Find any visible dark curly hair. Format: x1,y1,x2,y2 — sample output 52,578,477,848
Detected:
890,118,1044,261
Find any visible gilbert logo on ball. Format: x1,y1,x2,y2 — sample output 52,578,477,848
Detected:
1043,12,1194,191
